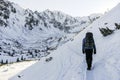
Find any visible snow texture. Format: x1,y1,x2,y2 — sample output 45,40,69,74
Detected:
0,0,102,64
10,3,120,80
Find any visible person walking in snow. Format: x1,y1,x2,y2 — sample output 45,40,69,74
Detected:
82,32,96,70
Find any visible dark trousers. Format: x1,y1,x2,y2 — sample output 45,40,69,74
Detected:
85,49,93,68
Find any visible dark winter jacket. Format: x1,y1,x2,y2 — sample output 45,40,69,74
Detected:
82,38,96,54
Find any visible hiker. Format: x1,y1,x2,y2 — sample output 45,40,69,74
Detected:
82,32,96,70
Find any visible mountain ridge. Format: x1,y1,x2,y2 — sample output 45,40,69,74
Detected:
0,0,102,63
10,3,120,80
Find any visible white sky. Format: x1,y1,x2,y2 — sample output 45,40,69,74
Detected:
10,0,120,17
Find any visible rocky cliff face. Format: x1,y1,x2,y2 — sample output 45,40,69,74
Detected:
0,0,102,62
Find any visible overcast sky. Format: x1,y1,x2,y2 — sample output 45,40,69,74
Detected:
10,0,120,17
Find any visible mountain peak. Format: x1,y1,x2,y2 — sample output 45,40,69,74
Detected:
0,0,101,68
10,2,120,80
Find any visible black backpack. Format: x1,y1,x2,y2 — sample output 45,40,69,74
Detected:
85,32,94,49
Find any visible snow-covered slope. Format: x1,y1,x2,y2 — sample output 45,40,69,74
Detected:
0,61,36,80
10,3,120,80
0,0,102,63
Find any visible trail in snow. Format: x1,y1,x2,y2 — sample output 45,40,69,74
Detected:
67,45,95,80
66,45,86,80
86,70,94,80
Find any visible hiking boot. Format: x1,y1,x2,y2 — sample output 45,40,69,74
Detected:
87,67,91,70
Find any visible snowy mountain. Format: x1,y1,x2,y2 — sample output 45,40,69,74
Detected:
10,3,120,80
0,0,102,63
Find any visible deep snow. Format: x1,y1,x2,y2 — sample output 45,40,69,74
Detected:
10,3,120,80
